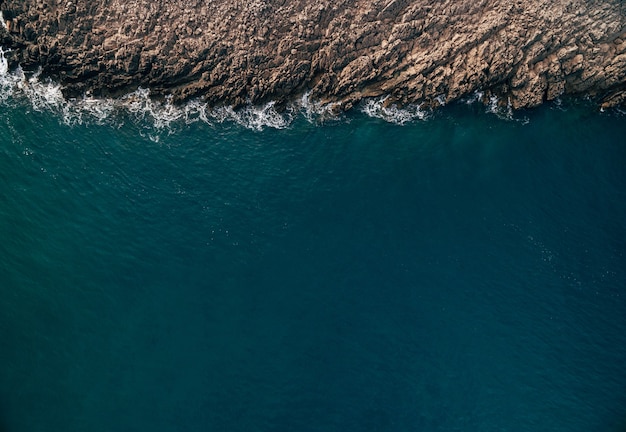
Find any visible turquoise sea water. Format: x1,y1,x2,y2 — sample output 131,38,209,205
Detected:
1,93,625,431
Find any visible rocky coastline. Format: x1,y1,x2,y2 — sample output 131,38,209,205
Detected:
1,0,625,110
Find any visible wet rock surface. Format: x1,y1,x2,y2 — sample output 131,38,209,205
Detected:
1,0,625,109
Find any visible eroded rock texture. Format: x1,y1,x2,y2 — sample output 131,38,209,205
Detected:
1,0,625,108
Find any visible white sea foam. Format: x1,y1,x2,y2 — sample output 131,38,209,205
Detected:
1,47,22,105
0,12,7,31
0,46,7,76
485,95,513,120
299,92,342,123
464,90,484,105
1,46,541,131
3,46,435,130
0,49,298,132
208,101,294,131
0,49,69,112
360,96,430,124
434,94,447,106
122,89,189,129
461,90,530,122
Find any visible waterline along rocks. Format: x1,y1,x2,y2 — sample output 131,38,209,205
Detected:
1,0,625,110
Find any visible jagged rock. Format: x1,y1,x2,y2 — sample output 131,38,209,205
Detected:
0,0,625,108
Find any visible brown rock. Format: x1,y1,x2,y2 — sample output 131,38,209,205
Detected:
1,0,625,109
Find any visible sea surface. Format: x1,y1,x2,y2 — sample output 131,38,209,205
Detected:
1,61,626,431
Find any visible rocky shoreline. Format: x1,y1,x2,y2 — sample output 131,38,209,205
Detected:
1,0,625,110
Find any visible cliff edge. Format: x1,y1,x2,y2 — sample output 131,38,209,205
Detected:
1,0,625,109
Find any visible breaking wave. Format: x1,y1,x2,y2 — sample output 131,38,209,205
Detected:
0,58,293,134
0,47,435,134
360,96,431,125
3,46,599,133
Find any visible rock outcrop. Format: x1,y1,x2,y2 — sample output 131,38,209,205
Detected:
1,0,625,109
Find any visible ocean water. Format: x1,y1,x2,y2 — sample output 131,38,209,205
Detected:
1,73,626,431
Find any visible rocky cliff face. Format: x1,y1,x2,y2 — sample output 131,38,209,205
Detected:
1,0,625,109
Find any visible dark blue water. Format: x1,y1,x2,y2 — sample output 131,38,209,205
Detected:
1,102,625,431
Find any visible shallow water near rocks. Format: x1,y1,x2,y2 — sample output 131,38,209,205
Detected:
1,99,625,431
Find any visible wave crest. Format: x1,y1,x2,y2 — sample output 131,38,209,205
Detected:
2,46,558,132
360,96,430,124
